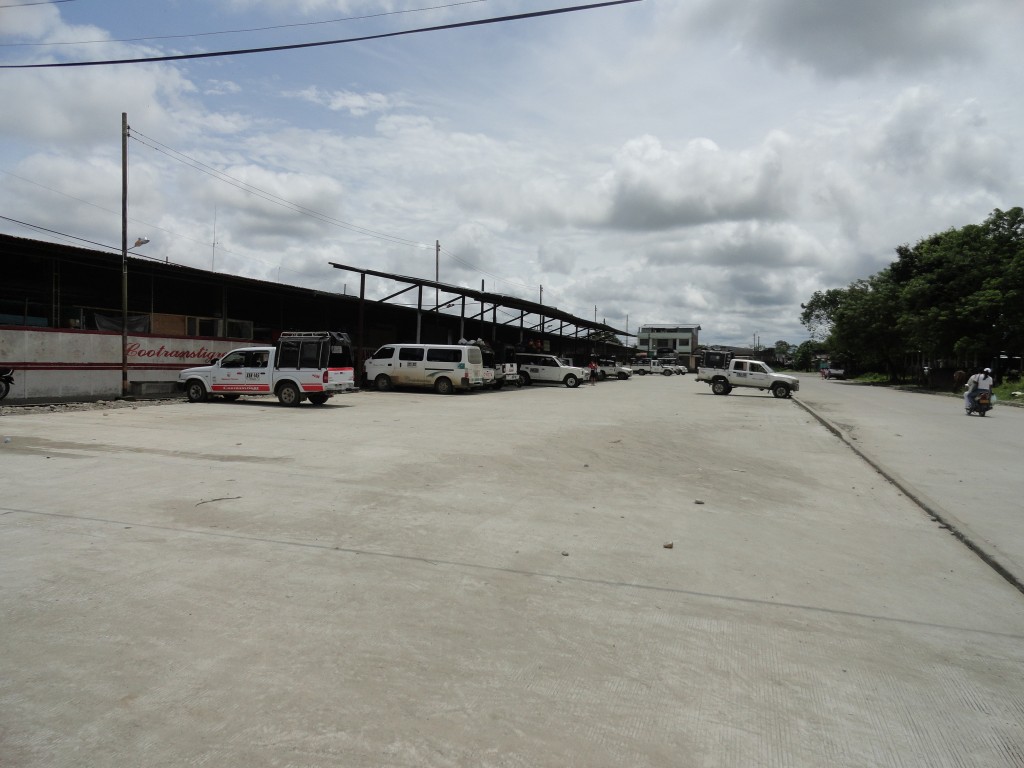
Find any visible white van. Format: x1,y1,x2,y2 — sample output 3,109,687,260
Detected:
364,344,484,394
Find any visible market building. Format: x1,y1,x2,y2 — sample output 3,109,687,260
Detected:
1,233,630,402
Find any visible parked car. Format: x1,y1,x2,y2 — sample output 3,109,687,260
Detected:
515,353,585,388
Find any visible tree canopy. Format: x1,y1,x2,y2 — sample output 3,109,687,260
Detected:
800,207,1024,376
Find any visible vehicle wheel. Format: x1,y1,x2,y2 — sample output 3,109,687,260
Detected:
277,382,302,406
980,409,987,416
618,372,629,380
662,369,673,376
771,382,790,399
185,380,208,403
637,369,647,375
519,372,531,386
0,381,10,400
434,377,455,395
374,374,393,392
564,374,580,388
711,379,731,396
493,380,504,390
599,370,608,381
222,394,241,402
308,393,329,405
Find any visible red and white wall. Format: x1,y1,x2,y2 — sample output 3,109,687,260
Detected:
1,327,245,401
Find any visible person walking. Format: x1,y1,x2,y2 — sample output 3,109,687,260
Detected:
588,359,599,386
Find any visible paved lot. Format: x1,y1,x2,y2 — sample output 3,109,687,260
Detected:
2,376,1023,767
795,376,1024,588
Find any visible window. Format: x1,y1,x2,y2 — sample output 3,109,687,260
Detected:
299,342,322,368
399,347,425,361
372,346,396,360
219,351,247,368
278,340,300,368
427,348,461,363
734,361,747,372
187,316,220,337
225,319,253,340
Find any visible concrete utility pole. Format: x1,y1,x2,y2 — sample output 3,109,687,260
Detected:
121,112,129,398
435,240,440,309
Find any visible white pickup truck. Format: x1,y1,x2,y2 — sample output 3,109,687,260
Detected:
178,331,357,406
632,360,675,376
696,358,799,399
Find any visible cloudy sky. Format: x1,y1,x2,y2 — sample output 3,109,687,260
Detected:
2,0,1021,347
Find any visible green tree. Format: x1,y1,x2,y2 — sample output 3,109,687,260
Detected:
800,207,1024,377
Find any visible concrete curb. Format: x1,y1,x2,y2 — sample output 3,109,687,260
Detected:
793,396,1024,598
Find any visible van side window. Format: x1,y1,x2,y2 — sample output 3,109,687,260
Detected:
399,347,425,361
734,361,747,372
372,346,395,360
427,348,461,363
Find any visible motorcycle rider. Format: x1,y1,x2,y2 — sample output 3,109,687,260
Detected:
964,367,994,413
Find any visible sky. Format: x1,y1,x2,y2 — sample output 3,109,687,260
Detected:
1,0,1021,348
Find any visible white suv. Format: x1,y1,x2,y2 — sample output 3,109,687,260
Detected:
515,353,585,388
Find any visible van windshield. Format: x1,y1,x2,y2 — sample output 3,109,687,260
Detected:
467,347,482,365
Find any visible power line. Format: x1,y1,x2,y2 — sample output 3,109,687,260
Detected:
0,1,642,68
130,129,431,250
0,0,487,47
0,0,75,7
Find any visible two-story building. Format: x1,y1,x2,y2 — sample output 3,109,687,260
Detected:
636,324,701,370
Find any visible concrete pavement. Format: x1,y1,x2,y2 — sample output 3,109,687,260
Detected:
2,377,1023,767
793,374,1024,591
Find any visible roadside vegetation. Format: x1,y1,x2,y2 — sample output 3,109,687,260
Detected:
795,207,1024,385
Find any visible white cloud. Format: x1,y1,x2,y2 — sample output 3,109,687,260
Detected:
1,0,1021,347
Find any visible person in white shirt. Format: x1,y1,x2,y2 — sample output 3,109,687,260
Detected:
964,367,993,412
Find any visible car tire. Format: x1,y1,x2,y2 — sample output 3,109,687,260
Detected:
222,394,241,402
711,379,731,396
771,382,790,399
374,374,393,392
599,370,608,381
308,393,329,405
519,372,531,386
637,369,647,376
434,377,454,395
277,382,302,406
185,380,208,403
662,369,673,376
564,374,580,388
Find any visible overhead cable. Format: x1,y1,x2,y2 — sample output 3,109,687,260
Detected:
0,0,487,47
0,0,642,68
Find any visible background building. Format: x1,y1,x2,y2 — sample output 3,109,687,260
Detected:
636,324,701,369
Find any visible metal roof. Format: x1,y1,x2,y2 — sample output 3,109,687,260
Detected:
329,261,631,338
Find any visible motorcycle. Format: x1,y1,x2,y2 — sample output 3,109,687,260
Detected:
965,390,993,416
0,367,13,401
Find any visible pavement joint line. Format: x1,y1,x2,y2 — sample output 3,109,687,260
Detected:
793,395,1024,599
4,503,1024,640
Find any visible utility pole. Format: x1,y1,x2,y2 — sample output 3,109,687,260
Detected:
435,240,440,309
121,112,129,398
